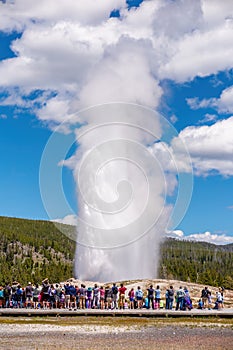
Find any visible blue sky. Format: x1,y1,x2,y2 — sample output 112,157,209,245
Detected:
0,0,233,245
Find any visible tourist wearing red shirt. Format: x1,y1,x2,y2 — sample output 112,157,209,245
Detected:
118,283,127,309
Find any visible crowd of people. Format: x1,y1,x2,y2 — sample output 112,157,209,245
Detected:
0,279,225,311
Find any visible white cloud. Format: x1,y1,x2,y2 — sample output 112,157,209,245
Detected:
167,229,233,245
176,116,233,176
0,114,7,119
185,231,233,245
150,116,233,176
0,0,126,30
159,21,233,82
202,0,233,29
0,0,233,122
52,214,77,226
166,229,184,238
152,0,203,39
198,113,217,124
0,1,233,181
187,86,233,114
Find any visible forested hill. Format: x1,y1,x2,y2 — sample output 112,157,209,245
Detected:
0,216,75,285
159,238,233,289
0,216,232,289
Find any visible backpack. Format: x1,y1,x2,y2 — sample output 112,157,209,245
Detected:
16,288,22,296
168,289,174,297
4,287,10,298
42,284,49,294
138,290,143,298
112,286,118,295
177,289,184,298
201,289,208,298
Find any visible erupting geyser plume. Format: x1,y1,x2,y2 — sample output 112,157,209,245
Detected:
40,103,193,282
74,103,193,282
74,104,169,282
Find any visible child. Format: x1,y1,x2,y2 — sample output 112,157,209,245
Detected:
197,299,203,309
124,299,129,309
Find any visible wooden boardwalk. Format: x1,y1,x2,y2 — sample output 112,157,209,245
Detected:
0,308,232,318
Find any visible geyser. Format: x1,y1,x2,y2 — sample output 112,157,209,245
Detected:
70,103,191,282
40,103,192,283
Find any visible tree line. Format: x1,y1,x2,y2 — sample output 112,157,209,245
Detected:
0,216,232,289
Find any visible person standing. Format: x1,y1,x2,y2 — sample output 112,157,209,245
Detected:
118,283,127,309
25,282,33,308
69,284,77,309
207,289,212,310
128,288,135,309
33,284,41,309
176,286,185,311
216,288,223,309
93,284,100,309
111,283,118,309
168,285,174,310
64,282,71,309
104,286,112,310
201,286,209,309
79,284,87,309
41,278,51,309
155,285,161,309
165,289,170,310
99,286,105,309
55,284,62,309
147,285,155,309
4,283,11,308
86,287,93,309
135,286,143,309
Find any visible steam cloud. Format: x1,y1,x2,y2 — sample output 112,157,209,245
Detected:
56,104,192,282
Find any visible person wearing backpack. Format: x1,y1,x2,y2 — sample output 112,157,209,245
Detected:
175,286,185,311
16,285,23,308
147,285,155,310
201,287,209,309
111,283,118,309
135,286,143,309
168,285,174,310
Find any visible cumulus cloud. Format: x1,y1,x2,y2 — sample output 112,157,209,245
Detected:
167,229,233,245
0,1,233,224
187,86,233,114
0,0,126,30
159,21,233,81
150,116,233,176
0,0,233,122
177,116,233,176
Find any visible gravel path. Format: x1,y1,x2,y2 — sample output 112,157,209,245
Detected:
0,323,232,349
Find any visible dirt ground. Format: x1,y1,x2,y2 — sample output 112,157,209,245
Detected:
0,317,232,350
